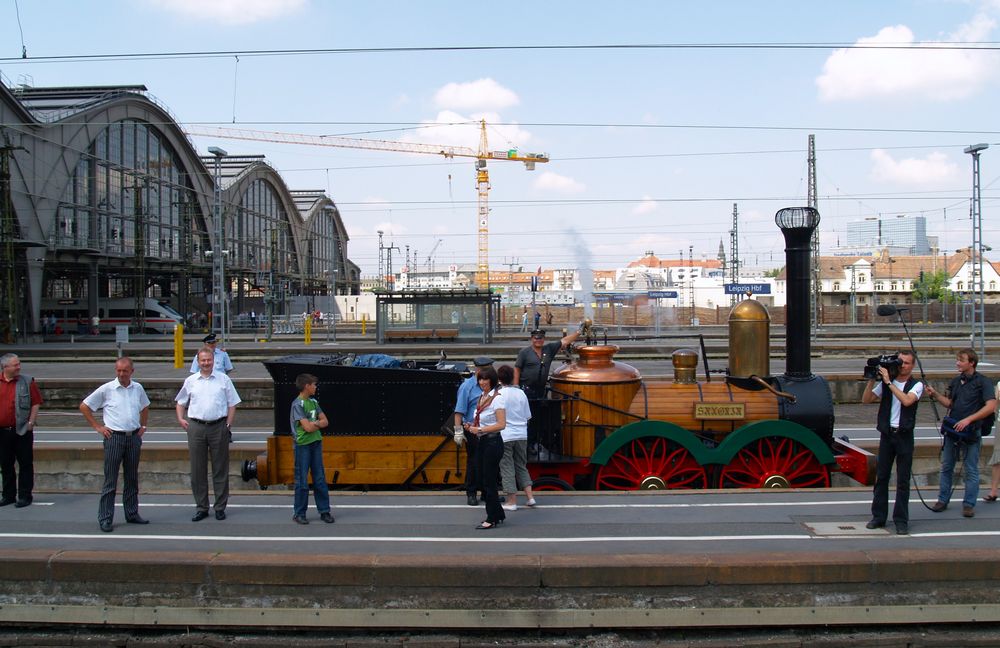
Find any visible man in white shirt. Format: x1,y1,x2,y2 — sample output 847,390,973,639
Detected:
176,346,241,521
190,333,234,375
79,357,151,532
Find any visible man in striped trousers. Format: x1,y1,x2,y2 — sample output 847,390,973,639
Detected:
79,357,150,532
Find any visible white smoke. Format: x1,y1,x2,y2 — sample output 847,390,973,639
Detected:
568,228,594,319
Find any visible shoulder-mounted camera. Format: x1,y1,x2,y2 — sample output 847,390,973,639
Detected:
864,353,902,381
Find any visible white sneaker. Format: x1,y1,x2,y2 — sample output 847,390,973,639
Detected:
525,499,537,507
501,503,518,511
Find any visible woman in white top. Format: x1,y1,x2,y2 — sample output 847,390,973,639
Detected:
463,366,505,529
496,364,535,511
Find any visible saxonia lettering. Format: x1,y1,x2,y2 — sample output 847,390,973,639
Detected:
693,403,746,420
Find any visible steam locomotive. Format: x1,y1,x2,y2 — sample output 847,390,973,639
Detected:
241,208,875,491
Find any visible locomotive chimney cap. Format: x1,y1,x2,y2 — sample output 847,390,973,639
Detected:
775,206,820,230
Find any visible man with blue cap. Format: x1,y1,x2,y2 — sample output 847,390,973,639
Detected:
453,356,494,506
190,333,234,376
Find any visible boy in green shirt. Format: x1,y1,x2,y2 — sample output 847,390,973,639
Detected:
289,373,333,524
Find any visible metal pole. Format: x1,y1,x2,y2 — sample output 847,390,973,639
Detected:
964,143,988,359
208,146,228,345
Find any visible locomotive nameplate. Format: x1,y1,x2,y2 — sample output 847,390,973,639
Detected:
693,402,746,420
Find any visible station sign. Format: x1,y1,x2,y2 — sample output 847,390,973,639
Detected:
647,291,679,299
724,283,771,295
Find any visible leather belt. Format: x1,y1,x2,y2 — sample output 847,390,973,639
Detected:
110,428,141,436
478,432,501,439
190,417,226,426
0,426,15,433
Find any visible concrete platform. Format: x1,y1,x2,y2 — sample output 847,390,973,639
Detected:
2,490,1000,634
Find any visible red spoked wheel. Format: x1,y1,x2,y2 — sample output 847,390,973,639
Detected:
595,436,708,490
530,476,574,491
718,436,830,489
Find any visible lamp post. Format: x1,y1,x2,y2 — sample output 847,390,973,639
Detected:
964,143,988,358
328,265,338,343
207,146,228,345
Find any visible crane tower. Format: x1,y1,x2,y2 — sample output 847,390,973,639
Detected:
185,121,548,288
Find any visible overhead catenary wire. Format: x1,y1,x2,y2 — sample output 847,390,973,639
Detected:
3,40,1000,64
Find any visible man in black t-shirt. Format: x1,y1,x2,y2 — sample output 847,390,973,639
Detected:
514,328,581,399
925,347,997,518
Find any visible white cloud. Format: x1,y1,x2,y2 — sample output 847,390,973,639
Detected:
632,196,657,215
534,171,585,194
401,110,532,152
870,149,960,185
816,14,999,101
373,221,407,236
145,0,307,24
434,78,520,111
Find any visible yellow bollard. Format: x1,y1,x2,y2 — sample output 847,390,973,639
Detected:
173,324,184,368
361,314,367,336
304,315,312,345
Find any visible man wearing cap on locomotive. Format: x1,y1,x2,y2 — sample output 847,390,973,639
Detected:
190,333,234,376
861,349,922,535
514,327,582,399
453,356,494,506
925,347,997,519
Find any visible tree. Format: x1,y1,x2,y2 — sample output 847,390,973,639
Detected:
911,269,954,303
764,267,782,278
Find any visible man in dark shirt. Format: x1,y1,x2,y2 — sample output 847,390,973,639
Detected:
925,347,997,518
514,328,581,399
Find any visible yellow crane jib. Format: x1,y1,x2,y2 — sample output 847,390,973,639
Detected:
184,122,549,289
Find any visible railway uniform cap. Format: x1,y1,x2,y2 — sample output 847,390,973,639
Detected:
202,333,219,344
530,329,546,338
473,356,494,367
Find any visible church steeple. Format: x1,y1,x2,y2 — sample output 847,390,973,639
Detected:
717,239,727,271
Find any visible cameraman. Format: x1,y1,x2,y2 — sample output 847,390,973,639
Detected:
925,347,996,518
862,350,922,535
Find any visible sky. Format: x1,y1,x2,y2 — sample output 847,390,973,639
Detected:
1,0,998,277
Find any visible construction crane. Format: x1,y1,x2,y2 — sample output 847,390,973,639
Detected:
425,238,443,272
185,120,549,288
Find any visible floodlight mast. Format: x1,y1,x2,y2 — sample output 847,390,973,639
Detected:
964,143,988,359
208,146,228,344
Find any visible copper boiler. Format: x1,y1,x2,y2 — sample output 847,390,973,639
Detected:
549,345,641,458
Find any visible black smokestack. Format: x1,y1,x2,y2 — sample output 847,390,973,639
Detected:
775,207,820,378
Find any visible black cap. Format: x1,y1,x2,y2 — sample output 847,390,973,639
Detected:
202,333,219,344
473,356,494,367
530,329,546,338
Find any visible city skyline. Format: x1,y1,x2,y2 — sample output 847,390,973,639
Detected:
1,1,997,277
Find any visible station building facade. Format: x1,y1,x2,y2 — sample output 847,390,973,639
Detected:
0,81,359,337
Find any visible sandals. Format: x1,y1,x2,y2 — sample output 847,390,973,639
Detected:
475,519,504,530
984,495,998,502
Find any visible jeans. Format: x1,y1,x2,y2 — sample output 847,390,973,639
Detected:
294,440,330,517
937,434,981,508
871,429,913,524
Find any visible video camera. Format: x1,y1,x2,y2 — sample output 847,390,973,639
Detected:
863,353,903,381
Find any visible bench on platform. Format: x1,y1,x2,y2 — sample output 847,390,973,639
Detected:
383,328,460,342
